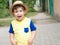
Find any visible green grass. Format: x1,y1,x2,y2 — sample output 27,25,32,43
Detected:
0,20,11,26
0,12,37,26
26,12,37,17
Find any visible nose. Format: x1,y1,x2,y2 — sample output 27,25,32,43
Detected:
17,12,21,15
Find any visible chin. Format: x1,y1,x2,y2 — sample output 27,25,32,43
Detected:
19,18,23,21
17,17,24,21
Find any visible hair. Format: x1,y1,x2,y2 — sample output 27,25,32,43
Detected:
12,4,26,12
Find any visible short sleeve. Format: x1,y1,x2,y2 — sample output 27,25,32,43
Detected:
30,20,36,31
9,23,14,34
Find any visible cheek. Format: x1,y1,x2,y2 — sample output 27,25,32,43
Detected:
21,12,24,14
13,13,17,17
20,12,24,15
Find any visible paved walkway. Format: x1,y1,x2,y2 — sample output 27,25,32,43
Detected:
0,13,60,45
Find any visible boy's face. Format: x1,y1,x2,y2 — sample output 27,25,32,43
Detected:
13,7,25,21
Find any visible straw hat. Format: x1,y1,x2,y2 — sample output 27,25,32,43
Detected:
10,1,28,15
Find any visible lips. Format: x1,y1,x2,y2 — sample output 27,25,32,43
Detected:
17,16,22,18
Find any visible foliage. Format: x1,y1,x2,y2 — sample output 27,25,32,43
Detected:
0,9,10,18
0,0,9,18
0,0,9,9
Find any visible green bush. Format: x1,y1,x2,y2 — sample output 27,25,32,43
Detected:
0,9,10,18
20,0,36,12
0,0,10,18
29,7,36,12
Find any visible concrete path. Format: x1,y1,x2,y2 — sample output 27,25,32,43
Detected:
0,13,60,45
0,27,11,45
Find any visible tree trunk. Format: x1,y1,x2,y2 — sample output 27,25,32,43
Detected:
9,0,12,8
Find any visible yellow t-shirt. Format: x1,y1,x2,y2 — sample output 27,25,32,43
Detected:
12,17,31,45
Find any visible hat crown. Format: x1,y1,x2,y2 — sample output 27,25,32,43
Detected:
13,1,23,5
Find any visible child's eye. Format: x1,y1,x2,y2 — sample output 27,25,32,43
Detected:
19,10,22,12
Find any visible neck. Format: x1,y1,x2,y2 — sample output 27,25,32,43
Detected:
16,17,25,22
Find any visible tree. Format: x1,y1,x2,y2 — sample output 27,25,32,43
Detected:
9,0,12,8
0,0,9,18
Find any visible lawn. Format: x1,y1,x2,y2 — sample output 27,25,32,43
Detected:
0,12,37,26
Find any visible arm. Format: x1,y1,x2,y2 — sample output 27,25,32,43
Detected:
31,31,36,41
9,34,17,45
9,24,17,45
28,31,36,45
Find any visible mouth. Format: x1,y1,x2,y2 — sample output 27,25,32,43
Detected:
17,16,22,18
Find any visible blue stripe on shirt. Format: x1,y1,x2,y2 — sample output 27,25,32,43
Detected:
9,23,14,34
30,20,36,31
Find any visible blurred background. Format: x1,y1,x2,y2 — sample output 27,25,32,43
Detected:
0,0,60,45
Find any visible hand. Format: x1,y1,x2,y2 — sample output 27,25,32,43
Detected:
28,31,36,45
10,34,17,45
28,38,33,45
12,40,17,45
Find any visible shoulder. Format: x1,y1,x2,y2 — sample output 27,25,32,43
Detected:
23,17,32,25
25,17,31,20
11,19,17,24
25,17,31,22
